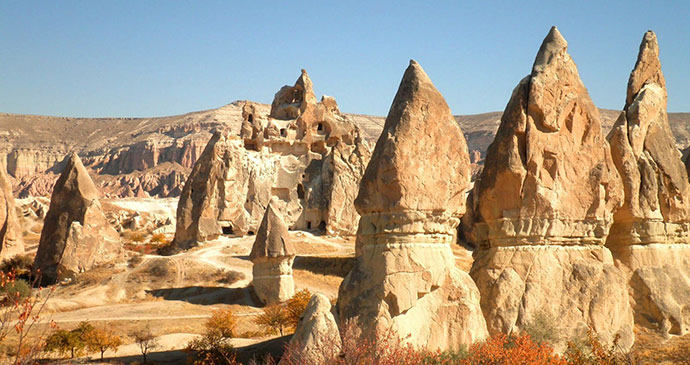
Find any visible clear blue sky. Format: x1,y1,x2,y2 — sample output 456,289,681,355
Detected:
1,1,688,118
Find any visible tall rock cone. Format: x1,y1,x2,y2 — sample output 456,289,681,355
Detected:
250,200,296,305
337,60,488,351
164,131,250,254
607,31,690,336
466,27,634,350
0,167,24,259
33,153,122,284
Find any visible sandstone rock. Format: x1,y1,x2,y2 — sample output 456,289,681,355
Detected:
33,153,122,284
0,167,23,259
337,60,487,350
607,31,690,337
167,71,371,253
466,27,633,350
281,293,341,365
250,201,296,305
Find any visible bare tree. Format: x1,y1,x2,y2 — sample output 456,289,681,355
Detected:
130,324,159,363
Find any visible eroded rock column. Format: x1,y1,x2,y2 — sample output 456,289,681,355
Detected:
337,60,488,350
466,27,634,350
607,31,690,336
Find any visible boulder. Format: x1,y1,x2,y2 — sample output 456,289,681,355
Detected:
280,293,341,365
33,153,122,284
337,60,488,350
466,27,633,350
607,31,690,336
0,167,24,259
250,200,296,305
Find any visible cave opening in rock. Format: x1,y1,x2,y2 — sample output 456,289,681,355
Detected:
317,122,324,131
306,221,312,230
318,220,326,231
297,184,305,199
248,114,254,123
221,225,234,235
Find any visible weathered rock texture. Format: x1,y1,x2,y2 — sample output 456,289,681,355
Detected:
0,167,24,259
249,201,296,305
281,293,341,365
607,31,690,336
465,27,634,349
166,70,372,253
33,153,122,284
337,60,488,350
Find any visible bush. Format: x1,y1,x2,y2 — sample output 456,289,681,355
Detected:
564,327,633,365
186,309,239,364
523,308,560,345
462,333,566,365
150,233,168,244
0,254,33,276
218,270,246,285
0,278,31,302
148,260,170,277
254,304,290,336
127,231,147,243
286,289,312,328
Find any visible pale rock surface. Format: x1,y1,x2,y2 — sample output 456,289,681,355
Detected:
0,167,23,259
466,27,633,349
250,201,296,305
167,71,371,253
607,31,690,336
337,60,488,350
280,293,341,365
33,153,122,284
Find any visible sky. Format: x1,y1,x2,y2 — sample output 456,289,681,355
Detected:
1,1,689,118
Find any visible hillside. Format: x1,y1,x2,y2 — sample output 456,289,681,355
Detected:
1,103,688,198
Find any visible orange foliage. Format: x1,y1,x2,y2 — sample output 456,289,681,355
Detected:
462,333,566,365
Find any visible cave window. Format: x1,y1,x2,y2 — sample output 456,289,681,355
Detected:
248,230,255,236
280,128,287,137
306,221,312,230
248,114,254,123
222,225,234,235
318,220,326,231
297,184,305,199
317,122,324,131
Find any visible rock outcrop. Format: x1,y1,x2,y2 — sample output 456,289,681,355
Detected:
33,153,122,284
607,31,690,336
166,70,372,253
250,201,296,305
337,60,488,350
465,27,634,349
0,167,23,259
281,293,341,365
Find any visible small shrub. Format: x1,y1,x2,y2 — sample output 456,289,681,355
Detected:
150,233,167,244
186,309,239,364
0,278,31,301
286,289,312,328
148,260,170,277
0,254,33,276
127,231,147,243
218,270,246,285
462,333,566,365
254,304,290,336
128,254,143,268
523,308,560,345
564,327,633,365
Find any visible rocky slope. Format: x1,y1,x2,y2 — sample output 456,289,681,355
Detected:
1,103,689,198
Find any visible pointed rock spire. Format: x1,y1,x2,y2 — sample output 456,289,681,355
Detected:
355,60,471,216
627,30,665,106
250,200,295,260
0,166,24,259
33,152,121,284
532,26,568,73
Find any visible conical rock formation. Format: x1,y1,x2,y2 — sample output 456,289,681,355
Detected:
337,60,488,350
0,167,24,259
607,31,690,336
250,200,296,304
33,153,122,284
466,27,633,350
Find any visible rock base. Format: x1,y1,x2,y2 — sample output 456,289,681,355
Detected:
471,245,634,351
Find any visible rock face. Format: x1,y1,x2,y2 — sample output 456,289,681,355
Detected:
607,31,690,336
337,60,488,350
33,153,122,284
166,70,372,253
249,201,296,305
0,167,24,259
465,27,634,349
281,293,341,365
